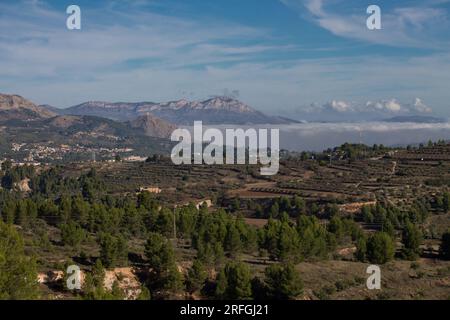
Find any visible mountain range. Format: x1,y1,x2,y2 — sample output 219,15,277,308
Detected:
59,96,292,125
0,93,294,157
0,93,176,140
0,93,448,158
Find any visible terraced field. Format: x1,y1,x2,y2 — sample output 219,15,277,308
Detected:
59,145,449,214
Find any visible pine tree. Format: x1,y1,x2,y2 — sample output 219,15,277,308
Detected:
224,223,241,256
0,221,39,299
264,263,303,300
366,232,395,264
187,259,207,293
60,221,85,248
362,205,374,223
443,192,450,213
328,216,345,241
215,269,227,299
110,280,125,300
277,221,300,262
137,285,151,300
145,233,183,294
145,232,167,274
355,235,367,262
440,229,450,260
215,262,252,300
382,219,395,238
92,259,105,287
99,233,128,268
293,196,306,216
401,222,422,260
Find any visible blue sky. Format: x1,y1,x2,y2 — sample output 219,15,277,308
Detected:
0,0,449,120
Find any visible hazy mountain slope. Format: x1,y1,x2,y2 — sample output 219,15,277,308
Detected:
44,114,176,139
129,114,177,139
38,104,64,115
63,101,142,121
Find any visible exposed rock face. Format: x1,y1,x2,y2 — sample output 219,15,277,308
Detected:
15,178,31,192
38,267,142,300
129,114,177,139
103,267,142,300
0,94,56,121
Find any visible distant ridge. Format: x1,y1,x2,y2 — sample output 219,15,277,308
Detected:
63,96,295,125
383,115,447,123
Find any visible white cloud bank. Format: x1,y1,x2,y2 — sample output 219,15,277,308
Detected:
302,98,433,117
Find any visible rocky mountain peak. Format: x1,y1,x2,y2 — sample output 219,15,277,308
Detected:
201,96,255,112
0,93,56,120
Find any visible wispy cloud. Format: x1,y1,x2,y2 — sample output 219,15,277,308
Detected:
281,0,450,47
0,1,284,81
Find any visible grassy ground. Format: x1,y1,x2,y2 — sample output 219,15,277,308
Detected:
295,259,450,300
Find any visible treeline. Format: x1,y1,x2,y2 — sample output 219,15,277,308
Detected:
258,214,360,262
243,195,331,219
282,143,394,162
357,200,431,263
1,163,105,200
361,199,429,227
